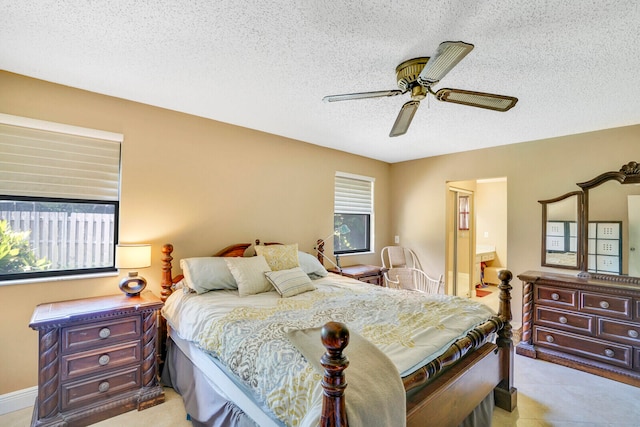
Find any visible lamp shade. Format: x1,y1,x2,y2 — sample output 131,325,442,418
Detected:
115,244,151,269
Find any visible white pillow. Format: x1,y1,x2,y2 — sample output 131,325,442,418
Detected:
265,267,315,298
298,251,328,278
225,255,273,296
255,243,299,271
180,257,237,293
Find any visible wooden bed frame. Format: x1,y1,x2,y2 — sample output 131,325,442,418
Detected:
159,242,517,427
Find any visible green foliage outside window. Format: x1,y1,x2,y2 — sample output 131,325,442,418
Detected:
334,214,369,253
0,220,49,274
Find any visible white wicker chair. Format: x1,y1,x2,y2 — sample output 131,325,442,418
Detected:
380,246,423,270
383,267,445,294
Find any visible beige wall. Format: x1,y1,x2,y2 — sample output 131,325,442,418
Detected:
476,180,507,267
0,72,391,394
390,125,640,326
2,70,639,396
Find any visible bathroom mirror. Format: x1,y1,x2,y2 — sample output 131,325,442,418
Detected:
540,191,582,269
578,161,640,281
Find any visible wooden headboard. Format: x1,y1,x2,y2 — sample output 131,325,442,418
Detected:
160,239,280,303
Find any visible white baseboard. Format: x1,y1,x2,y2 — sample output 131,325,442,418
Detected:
0,386,36,415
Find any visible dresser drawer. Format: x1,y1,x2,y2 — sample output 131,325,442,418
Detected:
535,286,578,309
534,326,632,369
62,316,141,353
61,365,141,411
597,318,640,345
61,341,141,381
580,292,632,320
534,306,594,335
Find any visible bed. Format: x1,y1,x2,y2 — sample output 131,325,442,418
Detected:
158,241,517,427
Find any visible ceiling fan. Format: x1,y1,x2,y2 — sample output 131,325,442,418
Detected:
322,41,518,137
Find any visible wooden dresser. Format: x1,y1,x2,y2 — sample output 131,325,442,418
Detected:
29,292,165,427
329,264,383,286
517,271,640,387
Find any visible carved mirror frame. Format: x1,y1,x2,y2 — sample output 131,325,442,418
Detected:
576,161,640,285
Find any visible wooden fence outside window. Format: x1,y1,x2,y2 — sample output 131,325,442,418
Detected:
1,211,115,270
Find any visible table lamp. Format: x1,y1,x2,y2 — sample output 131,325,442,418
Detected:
115,243,151,296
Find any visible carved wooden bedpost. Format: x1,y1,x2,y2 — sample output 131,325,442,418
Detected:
494,269,517,411
161,244,174,303
317,239,326,265
320,322,350,427
159,244,174,370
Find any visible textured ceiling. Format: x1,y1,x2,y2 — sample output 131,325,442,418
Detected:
1,1,639,163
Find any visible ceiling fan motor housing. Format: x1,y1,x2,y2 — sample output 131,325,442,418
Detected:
395,57,429,91
396,57,429,100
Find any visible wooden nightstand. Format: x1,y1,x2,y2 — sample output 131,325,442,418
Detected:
29,292,165,427
329,264,383,286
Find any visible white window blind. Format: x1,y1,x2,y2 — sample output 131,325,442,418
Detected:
0,121,121,201
334,174,373,214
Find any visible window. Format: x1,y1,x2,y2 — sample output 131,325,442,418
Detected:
334,172,374,255
458,195,470,230
0,114,122,281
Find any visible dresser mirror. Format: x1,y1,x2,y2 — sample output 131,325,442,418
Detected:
577,161,640,282
540,191,582,269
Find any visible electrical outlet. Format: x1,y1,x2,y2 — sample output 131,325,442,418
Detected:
394,235,400,244
483,231,489,238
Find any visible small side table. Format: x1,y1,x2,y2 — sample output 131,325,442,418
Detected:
29,292,165,427
329,264,383,286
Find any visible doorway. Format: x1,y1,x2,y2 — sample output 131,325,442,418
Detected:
446,178,507,300
447,186,474,298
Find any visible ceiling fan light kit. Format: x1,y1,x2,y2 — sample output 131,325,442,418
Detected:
323,41,518,137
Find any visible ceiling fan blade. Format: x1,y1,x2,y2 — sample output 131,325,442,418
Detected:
434,88,518,112
417,41,474,86
322,89,403,103
389,100,420,137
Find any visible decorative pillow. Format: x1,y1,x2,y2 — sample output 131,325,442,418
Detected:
180,257,237,294
225,255,273,296
298,251,328,278
255,243,299,271
265,267,315,298
243,245,256,257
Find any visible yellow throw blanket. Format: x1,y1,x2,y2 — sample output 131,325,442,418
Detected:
288,327,406,427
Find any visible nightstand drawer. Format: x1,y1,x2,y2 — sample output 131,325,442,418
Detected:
534,326,632,369
61,365,141,411
62,316,141,353
61,341,142,381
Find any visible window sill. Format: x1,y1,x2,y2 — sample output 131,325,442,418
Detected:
334,251,375,257
0,271,118,287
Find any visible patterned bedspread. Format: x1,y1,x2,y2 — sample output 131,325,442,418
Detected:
162,274,495,426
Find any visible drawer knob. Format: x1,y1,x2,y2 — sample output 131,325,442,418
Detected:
604,349,615,358
599,301,610,309
628,330,639,338
99,328,111,339
98,381,110,393
98,354,110,366
546,335,555,343
558,316,568,324
551,293,560,301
